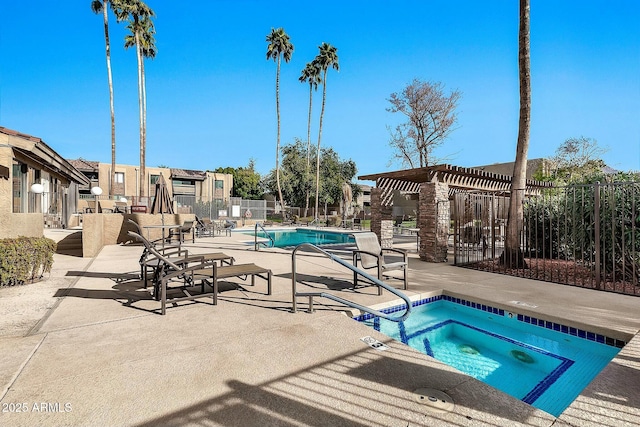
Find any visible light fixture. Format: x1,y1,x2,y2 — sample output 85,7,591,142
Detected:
30,183,44,194
90,186,103,214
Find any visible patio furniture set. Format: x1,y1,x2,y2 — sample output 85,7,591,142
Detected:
128,219,271,315
127,217,408,316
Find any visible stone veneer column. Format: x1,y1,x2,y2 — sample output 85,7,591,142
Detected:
418,182,450,262
370,187,394,248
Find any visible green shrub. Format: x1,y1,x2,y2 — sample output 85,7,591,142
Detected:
327,216,341,227
0,237,56,286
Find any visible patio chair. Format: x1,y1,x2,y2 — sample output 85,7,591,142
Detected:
352,218,362,230
100,200,117,213
168,220,195,244
352,232,408,294
115,201,129,213
77,199,91,214
195,216,215,237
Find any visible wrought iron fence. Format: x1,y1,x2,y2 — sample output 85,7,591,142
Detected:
453,182,640,296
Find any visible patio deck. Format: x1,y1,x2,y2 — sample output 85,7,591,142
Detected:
1,227,639,426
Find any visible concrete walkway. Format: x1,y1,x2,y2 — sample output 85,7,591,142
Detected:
1,228,639,426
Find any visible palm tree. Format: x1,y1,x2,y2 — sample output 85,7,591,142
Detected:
312,42,339,221
91,0,126,196
298,61,321,218
122,0,155,198
502,0,531,268
265,27,294,216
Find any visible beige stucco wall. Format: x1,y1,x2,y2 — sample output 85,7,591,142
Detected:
81,213,196,257
96,164,172,199
0,214,43,238
0,145,43,238
0,146,12,217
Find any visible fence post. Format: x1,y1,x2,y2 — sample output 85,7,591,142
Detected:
594,181,601,290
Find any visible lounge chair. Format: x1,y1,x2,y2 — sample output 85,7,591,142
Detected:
195,216,217,237
168,220,195,244
352,232,408,293
127,225,234,295
129,231,240,314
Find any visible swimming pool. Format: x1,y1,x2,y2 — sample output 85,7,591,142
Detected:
251,228,355,248
356,295,624,416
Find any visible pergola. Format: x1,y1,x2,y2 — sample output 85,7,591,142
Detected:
359,164,553,204
358,164,553,262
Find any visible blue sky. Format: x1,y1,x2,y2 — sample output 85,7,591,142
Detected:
1,0,639,182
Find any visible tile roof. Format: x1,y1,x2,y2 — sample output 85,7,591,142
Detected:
171,168,207,180
0,126,43,143
68,158,100,171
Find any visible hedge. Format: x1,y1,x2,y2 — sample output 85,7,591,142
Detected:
0,237,56,286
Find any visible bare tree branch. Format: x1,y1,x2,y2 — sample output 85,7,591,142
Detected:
387,79,461,168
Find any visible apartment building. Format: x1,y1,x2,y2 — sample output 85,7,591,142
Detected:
68,159,233,213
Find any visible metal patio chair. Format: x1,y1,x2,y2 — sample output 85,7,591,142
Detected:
352,232,408,294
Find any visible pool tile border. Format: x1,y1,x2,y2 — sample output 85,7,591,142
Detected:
355,294,627,349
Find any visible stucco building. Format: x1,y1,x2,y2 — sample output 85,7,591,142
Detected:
67,159,233,214
0,126,89,237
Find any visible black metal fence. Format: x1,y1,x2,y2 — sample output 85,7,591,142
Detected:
453,182,640,296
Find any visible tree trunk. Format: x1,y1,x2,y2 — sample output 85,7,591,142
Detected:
501,0,531,268
142,55,147,196
102,3,117,197
275,56,285,215
135,29,145,198
315,71,327,221
303,84,313,218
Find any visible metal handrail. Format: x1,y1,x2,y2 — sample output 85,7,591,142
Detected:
291,243,412,322
254,222,275,251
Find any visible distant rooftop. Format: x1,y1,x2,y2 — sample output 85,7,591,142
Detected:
471,158,548,180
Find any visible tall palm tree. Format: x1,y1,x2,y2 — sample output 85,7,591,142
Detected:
298,61,321,218
122,0,155,198
502,0,531,268
91,0,126,196
265,27,294,216
312,42,339,221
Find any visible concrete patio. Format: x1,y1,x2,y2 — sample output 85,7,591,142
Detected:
1,227,639,426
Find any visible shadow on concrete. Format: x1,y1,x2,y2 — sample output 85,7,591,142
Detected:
132,345,544,427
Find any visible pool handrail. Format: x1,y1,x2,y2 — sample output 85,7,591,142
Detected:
254,222,275,251
291,243,412,322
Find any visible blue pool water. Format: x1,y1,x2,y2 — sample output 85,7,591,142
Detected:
357,296,624,416
252,228,355,248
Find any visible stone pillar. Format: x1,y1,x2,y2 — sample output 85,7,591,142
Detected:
370,187,394,248
418,182,450,262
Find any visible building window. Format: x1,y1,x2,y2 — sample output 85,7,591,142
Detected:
174,179,194,186
215,180,224,189
150,174,160,185
114,172,124,183
12,161,26,213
